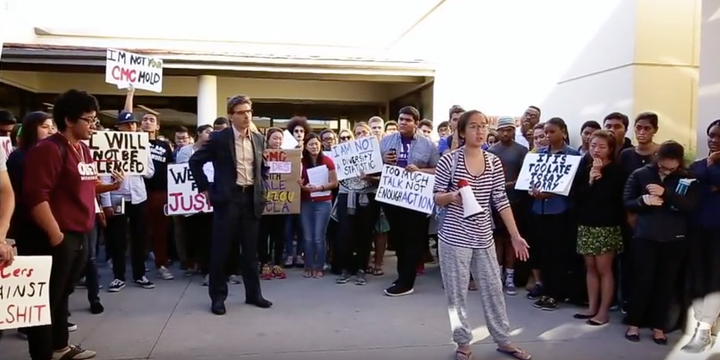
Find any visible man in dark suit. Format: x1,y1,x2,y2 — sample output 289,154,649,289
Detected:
189,95,272,315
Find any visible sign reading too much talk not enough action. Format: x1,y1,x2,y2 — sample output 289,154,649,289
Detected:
375,165,436,214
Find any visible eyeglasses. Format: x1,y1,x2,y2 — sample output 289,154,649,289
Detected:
322,137,335,142
79,116,97,123
340,136,351,141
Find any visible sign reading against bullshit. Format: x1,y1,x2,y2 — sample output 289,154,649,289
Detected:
0,256,53,330
105,49,164,93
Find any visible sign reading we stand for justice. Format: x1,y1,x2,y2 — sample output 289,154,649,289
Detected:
514,153,582,196
0,256,52,330
263,149,301,215
89,131,150,176
0,136,13,161
330,137,383,181
105,49,164,93
375,165,436,214
166,163,214,216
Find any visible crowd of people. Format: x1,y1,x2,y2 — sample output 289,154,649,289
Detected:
0,87,718,360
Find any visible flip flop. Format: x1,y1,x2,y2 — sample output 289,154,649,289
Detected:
586,319,608,326
497,347,531,360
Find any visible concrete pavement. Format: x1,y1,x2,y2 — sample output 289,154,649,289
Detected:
0,260,707,360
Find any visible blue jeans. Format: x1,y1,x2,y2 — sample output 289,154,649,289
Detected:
284,214,303,258
300,200,332,270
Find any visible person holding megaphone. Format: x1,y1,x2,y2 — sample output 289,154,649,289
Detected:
433,110,531,360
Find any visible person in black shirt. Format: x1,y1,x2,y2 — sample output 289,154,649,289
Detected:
616,112,660,310
571,130,625,325
602,112,634,155
577,120,601,155
623,141,697,344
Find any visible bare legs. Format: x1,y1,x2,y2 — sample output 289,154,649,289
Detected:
581,253,615,323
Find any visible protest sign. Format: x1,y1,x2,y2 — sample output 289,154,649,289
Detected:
263,149,301,215
0,136,13,161
89,131,149,176
515,153,582,196
166,163,213,216
376,165,436,214
330,136,382,181
105,49,163,93
0,256,52,330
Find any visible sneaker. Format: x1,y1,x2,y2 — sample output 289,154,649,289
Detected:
67,322,78,332
335,271,351,284
107,279,125,292
283,256,294,268
533,296,548,308
355,270,367,285
76,277,87,289
157,266,174,280
52,344,96,360
134,276,155,289
384,284,414,297
260,264,272,280
527,283,543,300
542,297,558,311
416,263,425,276
505,280,517,296
294,255,304,268
202,274,209,286
228,274,242,284
271,265,286,279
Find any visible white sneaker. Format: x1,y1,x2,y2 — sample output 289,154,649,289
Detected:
202,274,209,286
228,274,242,284
157,266,174,280
52,344,96,359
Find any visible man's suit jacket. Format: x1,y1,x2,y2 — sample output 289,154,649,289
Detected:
189,127,267,218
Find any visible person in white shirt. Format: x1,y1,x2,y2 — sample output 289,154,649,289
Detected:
99,114,156,292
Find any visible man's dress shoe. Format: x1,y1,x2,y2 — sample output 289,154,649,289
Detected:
211,301,226,315
245,297,272,308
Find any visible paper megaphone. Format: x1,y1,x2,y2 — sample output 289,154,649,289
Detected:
458,180,484,218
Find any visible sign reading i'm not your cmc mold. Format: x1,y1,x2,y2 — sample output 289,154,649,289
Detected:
105,49,164,93
89,131,150,176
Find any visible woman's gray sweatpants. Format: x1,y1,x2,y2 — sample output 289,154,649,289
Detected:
439,241,511,346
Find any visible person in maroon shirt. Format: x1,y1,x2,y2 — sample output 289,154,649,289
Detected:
299,133,338,278
22,89,99,360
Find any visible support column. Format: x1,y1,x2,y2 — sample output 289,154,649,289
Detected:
197,75,217,127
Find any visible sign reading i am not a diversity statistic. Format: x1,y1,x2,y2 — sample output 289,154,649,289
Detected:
330,137,383,181
166,163,214,216
375,165,436,214
514,153,582,196
89,131,150,176
0,256,53,330
263,149,301,215
105,49,164,93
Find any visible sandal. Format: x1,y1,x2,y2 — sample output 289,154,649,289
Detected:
313,270,324,278
468,280,478,291
373,265,384,276
455,350,472,360
586,318,608,326
303,270,313,278
497,347,531,360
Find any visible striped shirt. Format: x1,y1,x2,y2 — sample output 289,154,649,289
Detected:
433,147,510,249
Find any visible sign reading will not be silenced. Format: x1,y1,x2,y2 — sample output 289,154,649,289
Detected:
89,131,150,176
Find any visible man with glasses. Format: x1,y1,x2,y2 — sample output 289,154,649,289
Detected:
320,129,337,152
